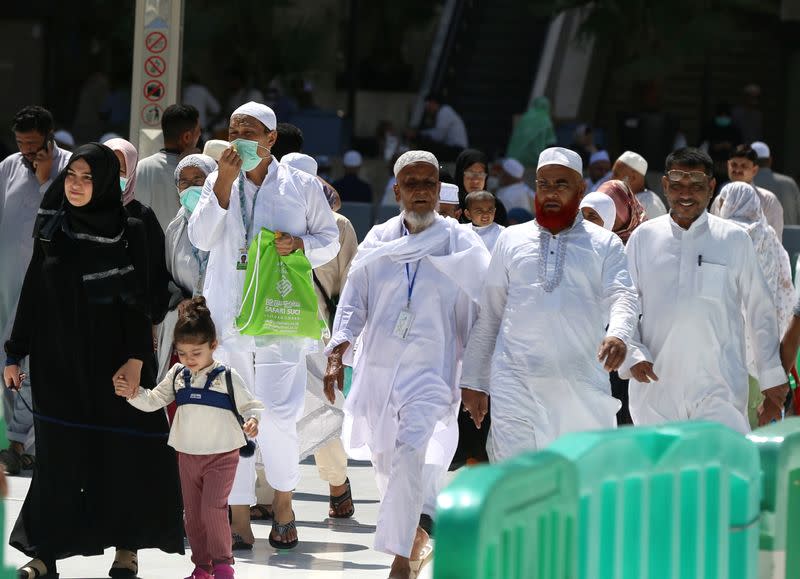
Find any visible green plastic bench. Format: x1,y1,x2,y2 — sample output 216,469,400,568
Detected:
747,417,800,579
549,422,761,579
435,450,579,579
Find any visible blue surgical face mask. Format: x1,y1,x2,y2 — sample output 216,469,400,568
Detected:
180,186,203,213
119,176,128,190
231,139,268,172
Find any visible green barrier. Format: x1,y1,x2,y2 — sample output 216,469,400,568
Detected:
435,451,578,579
0,419,14,579
747,417,800,579
549,422,761,579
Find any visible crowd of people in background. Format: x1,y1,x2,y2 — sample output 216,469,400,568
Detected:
1,75,799,579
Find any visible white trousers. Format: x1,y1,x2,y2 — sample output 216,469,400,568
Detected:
370,402,450,558
220,339,309,504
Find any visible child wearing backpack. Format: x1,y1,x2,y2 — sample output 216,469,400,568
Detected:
114,296,262,579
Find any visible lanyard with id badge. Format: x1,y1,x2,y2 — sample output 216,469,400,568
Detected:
237,173,258,270
394,260,419,339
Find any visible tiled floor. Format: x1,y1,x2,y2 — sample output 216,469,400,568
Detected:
3,459,436,578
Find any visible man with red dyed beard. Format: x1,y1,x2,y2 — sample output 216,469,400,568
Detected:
460,147,639,461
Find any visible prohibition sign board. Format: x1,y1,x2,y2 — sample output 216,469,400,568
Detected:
141,104,163,126
144,79,165,101
144,55,166,77
145,31,167,54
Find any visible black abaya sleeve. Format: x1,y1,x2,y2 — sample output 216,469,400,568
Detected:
4,240,43,361
120,300,155,364
141,206,171,325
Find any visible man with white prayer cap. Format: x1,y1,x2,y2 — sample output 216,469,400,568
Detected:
586,149,613,191
324,150,490,578
495,157,535,213
752,141,800,226
460,146,638,461
612,150,667,217
189,101,340,549
620,147,788,433
580,191,617,230
438,181,462,219
333,149,372,204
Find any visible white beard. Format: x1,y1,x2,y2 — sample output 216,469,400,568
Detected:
400,202,437,233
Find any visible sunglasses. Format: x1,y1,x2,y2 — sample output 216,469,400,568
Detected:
665,170,710,184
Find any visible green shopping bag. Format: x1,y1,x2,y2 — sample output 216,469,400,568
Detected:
235,228,325,339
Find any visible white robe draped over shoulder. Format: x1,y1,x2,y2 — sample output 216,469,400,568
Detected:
460,216,639,461
327,214,490,461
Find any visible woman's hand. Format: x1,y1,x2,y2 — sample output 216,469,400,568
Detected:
3,365,22,391
112,358,143,399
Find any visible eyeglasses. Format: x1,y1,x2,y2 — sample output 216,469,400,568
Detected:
535,180,571,192
665,170,710,184
178,178,206,189
464,171,487,179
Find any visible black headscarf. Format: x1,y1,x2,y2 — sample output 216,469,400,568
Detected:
37,143,125,240
454,148,489,209
36,143,141,306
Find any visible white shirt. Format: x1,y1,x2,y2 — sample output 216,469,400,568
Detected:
635,189,667,218
465,222,504,253
135,151,181,230
460,217,638,458
327,215,489,458
496,181,535,213
754,185,784,241
188,159,339,349
183,83,220,130
0,147,71,341
421,105,468,148
621,212,786,433
129,361,263,455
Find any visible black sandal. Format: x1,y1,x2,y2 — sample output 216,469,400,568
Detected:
268,513,299,550
249,504,274,521
108,549,138,578
328,478,355,519
1,448,21,476
18,558,58,579
231,532,253,551
19,453,35,471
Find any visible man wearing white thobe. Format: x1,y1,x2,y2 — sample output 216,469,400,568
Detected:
460,147,639,462
0,106,70,473
495,157,535,213
324,151,490,579
720,144,784,240
612,150,667,218
189,102,339,548
621,148,788,433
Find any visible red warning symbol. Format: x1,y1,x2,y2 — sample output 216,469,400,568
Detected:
145,31,167,54
144,55,166,77
143,80,165,102
141,104,163,126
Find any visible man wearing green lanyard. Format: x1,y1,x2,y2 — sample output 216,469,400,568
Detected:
189,102,339,550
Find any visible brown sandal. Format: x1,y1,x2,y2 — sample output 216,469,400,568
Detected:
250,503,274,520
108,549,138,578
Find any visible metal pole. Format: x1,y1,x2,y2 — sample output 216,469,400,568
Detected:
129,0,184,158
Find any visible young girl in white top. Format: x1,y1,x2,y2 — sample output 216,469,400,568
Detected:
115,297,262,579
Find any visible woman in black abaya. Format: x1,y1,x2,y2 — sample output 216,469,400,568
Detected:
3,143,183,579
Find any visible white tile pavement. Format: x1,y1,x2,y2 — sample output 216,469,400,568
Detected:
2,459,437,578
